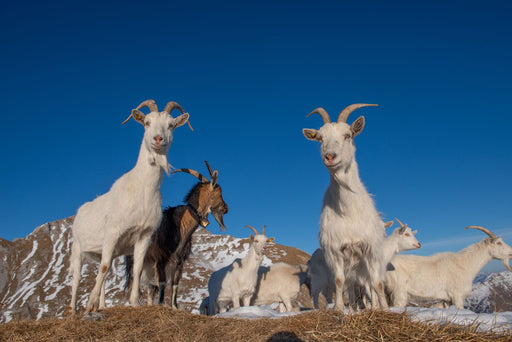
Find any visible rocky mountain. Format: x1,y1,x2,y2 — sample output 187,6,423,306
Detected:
0,217,312,323
465,271,512,313
1,217,510,324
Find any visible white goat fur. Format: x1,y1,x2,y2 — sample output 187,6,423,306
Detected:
303,104,386,309
308,220,421,309
69,99,189,313
250,263,308,312
207,226,272,315
385,226,512,309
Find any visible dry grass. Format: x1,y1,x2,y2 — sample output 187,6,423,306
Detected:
0,306,510,342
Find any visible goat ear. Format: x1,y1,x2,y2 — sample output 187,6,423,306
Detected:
384,221,394,229
267,237,275,243
211,170,218,187
303,128,321,141
412,230,418,235
132,109,146,126
350,116,365,137
173,113,190,128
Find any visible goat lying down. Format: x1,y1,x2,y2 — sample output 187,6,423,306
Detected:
385,225,512,309
250,263,309,312
124,161,228,308
206,225,273,315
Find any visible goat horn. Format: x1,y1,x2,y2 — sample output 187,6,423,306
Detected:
121,99,159,125
136,99,159,112
204,161,214,179
163,101,184,115
337,103,378,123
262,225,266,236
163,101,194,131
245,225,260,235
172,168,209,183
307,108,331,124
394,217,407,228
464,225,497,239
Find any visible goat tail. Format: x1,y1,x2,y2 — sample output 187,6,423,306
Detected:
123,255,134,293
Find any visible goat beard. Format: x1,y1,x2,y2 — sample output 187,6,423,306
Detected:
212,211,226,231
503,259,512,272
152,153,171,175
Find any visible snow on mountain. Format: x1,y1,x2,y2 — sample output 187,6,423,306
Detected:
465,271,512,313
1,216,511,333
0,217,311,323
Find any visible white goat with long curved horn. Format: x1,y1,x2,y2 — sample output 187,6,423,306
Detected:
303,103,386,310
69,99,190,314
385,225,512,309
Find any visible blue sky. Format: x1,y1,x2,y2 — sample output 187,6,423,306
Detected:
1,1,511,272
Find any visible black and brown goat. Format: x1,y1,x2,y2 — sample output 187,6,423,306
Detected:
124,161,228,308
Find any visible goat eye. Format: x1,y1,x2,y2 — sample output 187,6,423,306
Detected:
344,133,351,140
497,241,503,245
405,233,410,237
145,120,151,127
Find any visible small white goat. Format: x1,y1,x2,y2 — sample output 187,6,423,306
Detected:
206,225,273,315
385,225,512,309
250,263,309,312
308,218,421,309
69,99,190,313
303,104,386,310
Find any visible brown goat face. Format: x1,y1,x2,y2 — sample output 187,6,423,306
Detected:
210,185,228,230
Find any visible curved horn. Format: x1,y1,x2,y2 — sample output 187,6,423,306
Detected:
262,225,266,236
307,108,331,124
394,217,407,228
136,99,159,112
204,161,214,179
163,101,194,131
172,168,208,183
337,103,378,123
121,99,159,125
245,225,260,235
464,225,497,239
163,101,185,115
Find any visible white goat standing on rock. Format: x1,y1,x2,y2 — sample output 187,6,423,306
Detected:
303,103,387,310
206,225,273,315
69,99,190,314
385,225,512,309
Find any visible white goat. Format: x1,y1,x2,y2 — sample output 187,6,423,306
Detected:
385,225,512,309
303,104,386,310
69,99,190,313
206,225,273,315
308,218,421,309
250,263,309,312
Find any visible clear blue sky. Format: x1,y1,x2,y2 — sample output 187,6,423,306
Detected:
1,1,511,272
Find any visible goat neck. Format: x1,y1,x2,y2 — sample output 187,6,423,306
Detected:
242,246,265,269
456,239,498,281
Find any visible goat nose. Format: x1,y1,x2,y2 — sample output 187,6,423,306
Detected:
154,136,163,144
325,153,336,162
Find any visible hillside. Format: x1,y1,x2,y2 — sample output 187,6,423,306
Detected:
0,217,312,322
0,216,511,327
1,306,511,342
